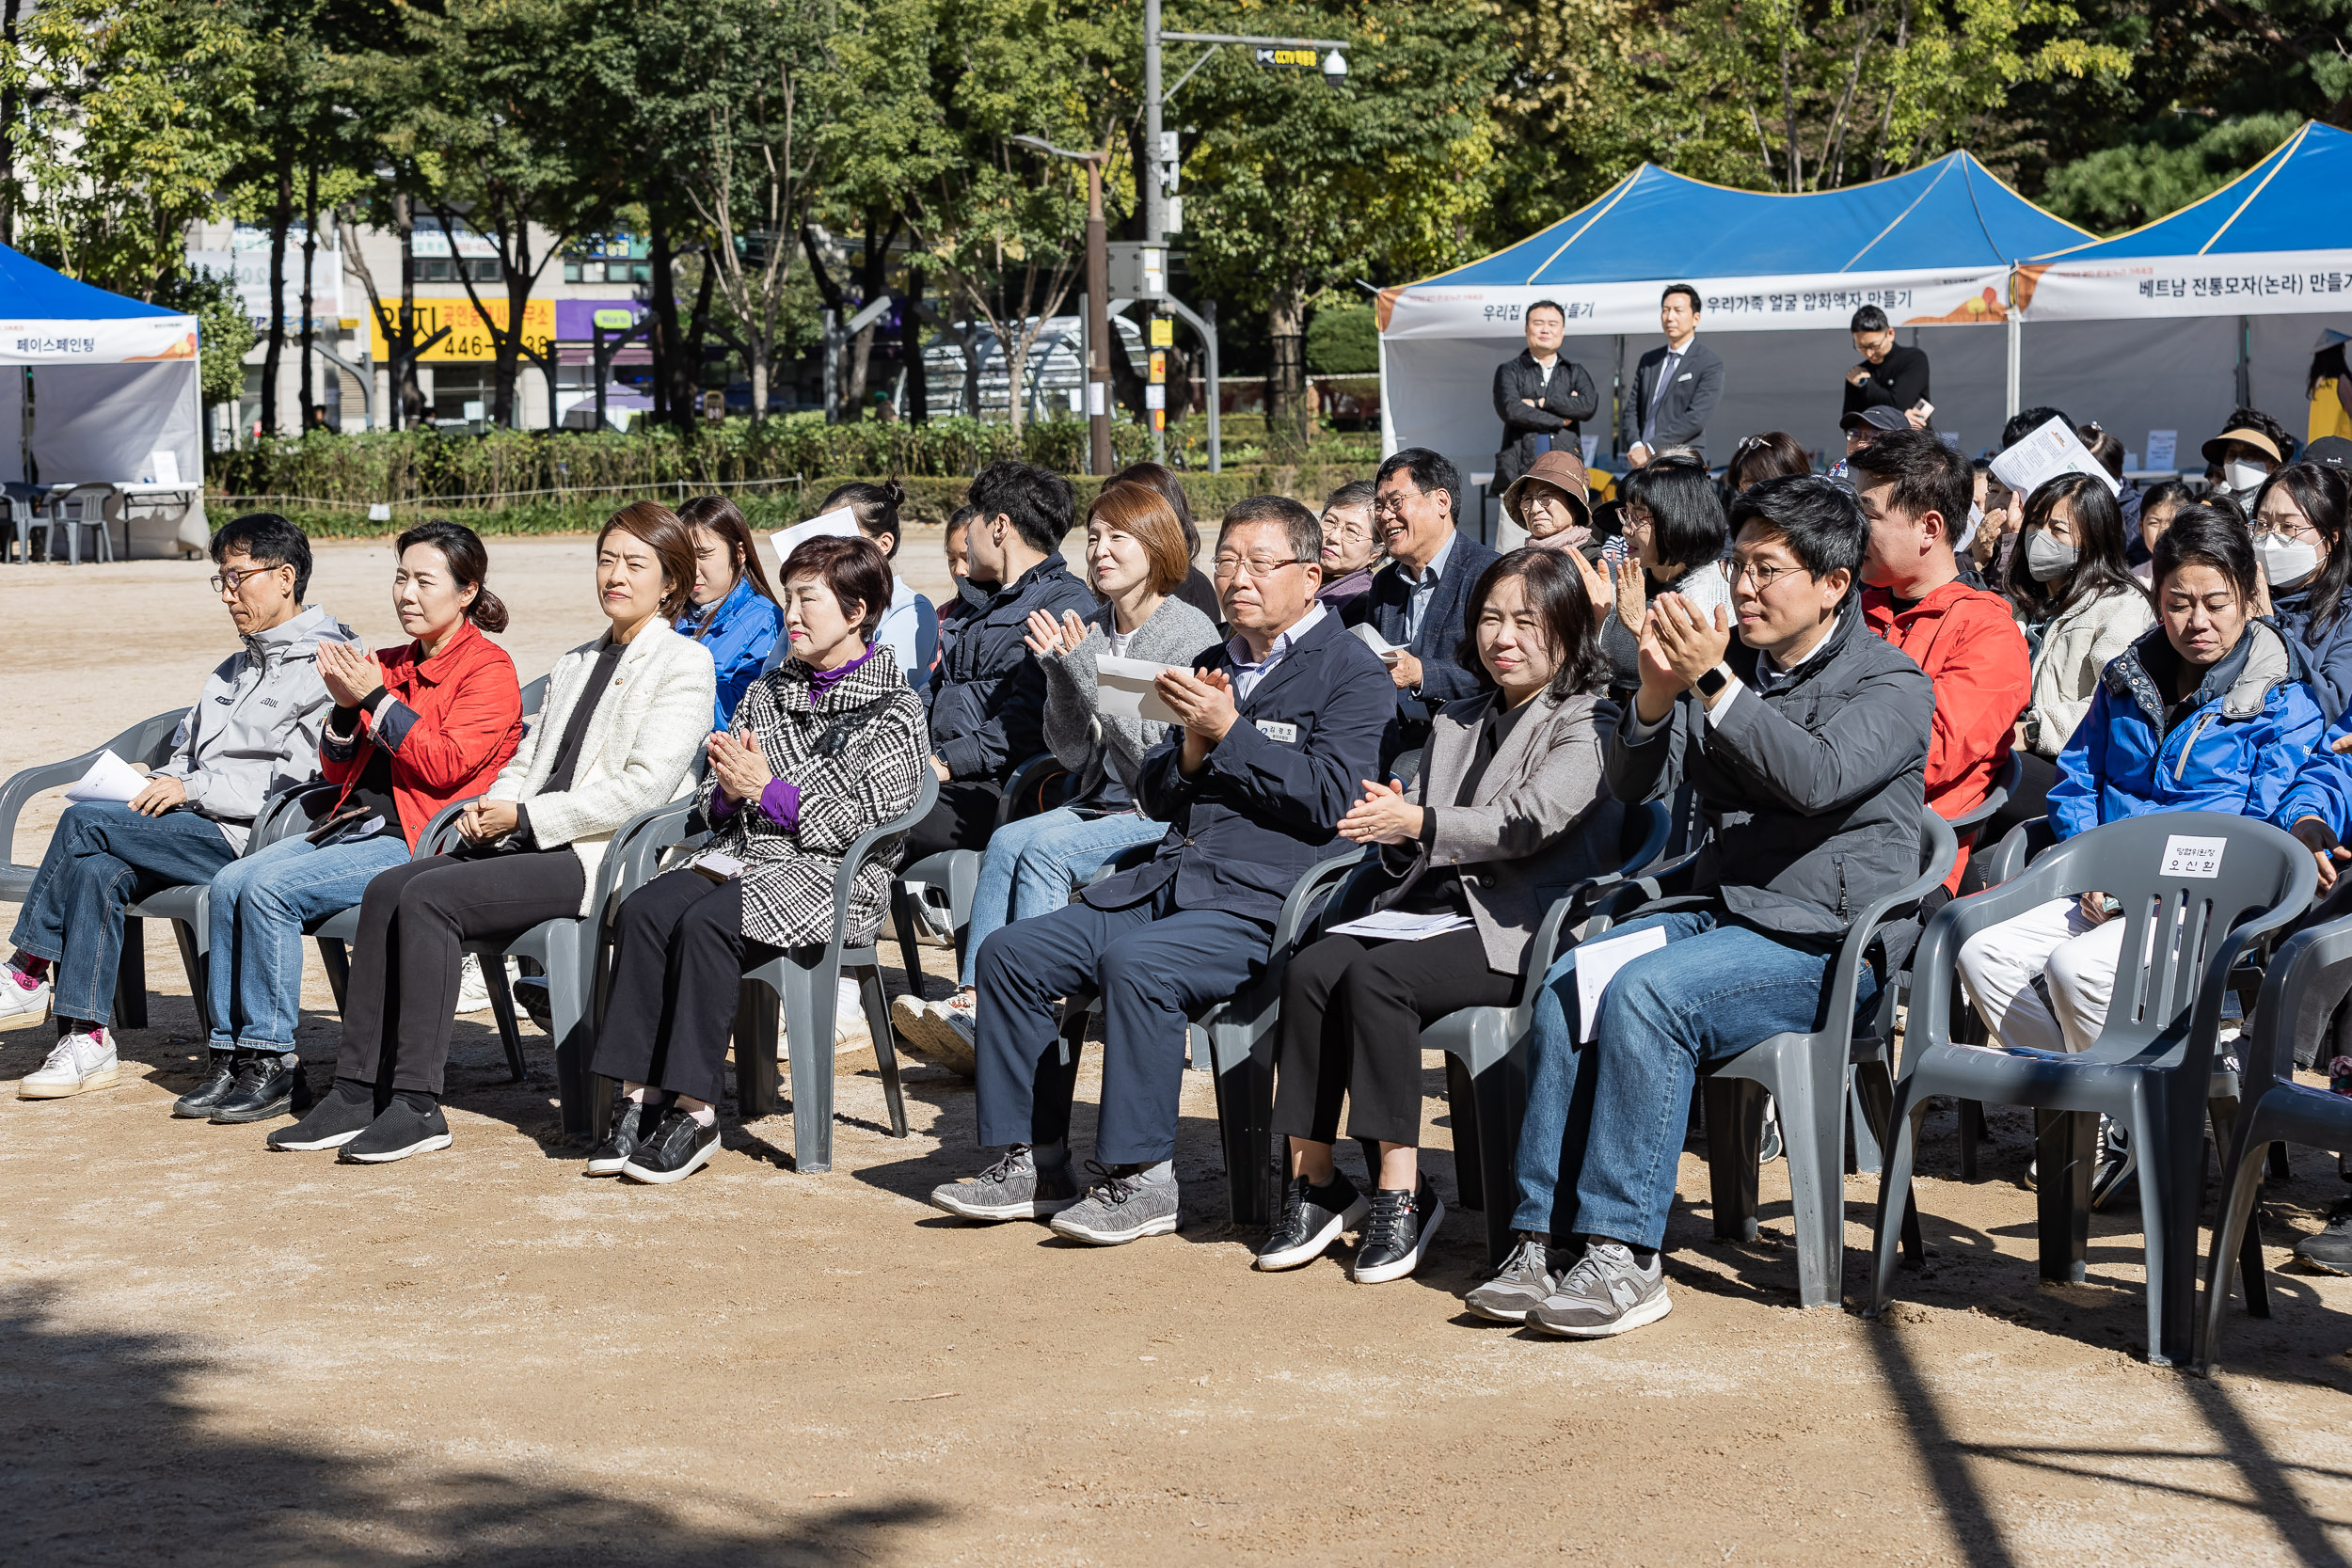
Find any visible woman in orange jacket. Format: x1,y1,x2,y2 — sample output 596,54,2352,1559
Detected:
182,521,523,1127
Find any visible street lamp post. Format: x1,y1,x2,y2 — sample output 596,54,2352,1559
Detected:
1012,135,1113,476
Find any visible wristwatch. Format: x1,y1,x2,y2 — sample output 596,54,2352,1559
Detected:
1694,665,1730,700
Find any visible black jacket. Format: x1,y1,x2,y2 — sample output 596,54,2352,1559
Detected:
1620,339,1726,456
1605,600,1933,941
1092,609,1398,927
1842,343,1930,420
1346,531,1502,736
923,554,1097,783
1493,350,1599,486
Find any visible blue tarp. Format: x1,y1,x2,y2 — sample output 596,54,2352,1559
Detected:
0,241,182,319
2035,121,2347,261
1420,152,2090,287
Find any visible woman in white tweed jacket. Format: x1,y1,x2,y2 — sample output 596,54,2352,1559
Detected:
271,503,714,1166
584,535,925,1185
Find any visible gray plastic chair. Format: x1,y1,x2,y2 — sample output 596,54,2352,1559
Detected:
2199,913,2352,1372
1867,810,2315,1366
888,752,1065,995
48,483,119,564
732,769,937,1172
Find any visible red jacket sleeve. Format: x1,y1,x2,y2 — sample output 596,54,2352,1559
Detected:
376,655,524,793
1925,597,2031,811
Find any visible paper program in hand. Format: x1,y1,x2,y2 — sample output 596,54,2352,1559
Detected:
1990,416,2121,499
1350,622,1404,665
66,750,149,805
1095,656,1185,726
770,507,863,570
1573,925,1669,1043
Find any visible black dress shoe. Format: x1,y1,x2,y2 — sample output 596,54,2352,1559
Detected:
585,1093,658,1177
210,1053,314,1124
619,1110,720,1185
172,1050,243,1118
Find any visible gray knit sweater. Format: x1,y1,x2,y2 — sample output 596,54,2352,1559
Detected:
1041,594,1222,806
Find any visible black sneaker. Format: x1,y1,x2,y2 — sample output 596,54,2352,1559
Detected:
2090,1118,2137,1210
513,976,552,1033
1253,1173,1369,1272
619,1110,720,1184
339,1092,453,1164
268,1077,377,1151
209,1053,313,1124
585,1093,658,1177
2296,1199,2352,1275
171,1050,242,1118
1352,1180,1444,1285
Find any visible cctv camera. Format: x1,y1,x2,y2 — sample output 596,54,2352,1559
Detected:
1322,50,1348,87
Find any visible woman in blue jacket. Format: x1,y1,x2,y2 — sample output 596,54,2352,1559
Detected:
677,495,785,727
2255,461,2352,721
1958,507,2328,1062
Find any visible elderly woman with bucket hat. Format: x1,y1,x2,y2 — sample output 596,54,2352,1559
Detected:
1560,455,1732,699
1501,448,1597,556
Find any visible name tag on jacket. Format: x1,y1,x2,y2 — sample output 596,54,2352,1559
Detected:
1256,720,1300,744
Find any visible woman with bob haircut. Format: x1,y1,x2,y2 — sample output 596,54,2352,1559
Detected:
675,495,784,727
2251,460,2352,721
585,534,927,1183
1572,457,1731,697
1254,547,1625,1286
893,479,1220,1070
269,500,716,1165
183,520,526,1127
1726,431,1812,495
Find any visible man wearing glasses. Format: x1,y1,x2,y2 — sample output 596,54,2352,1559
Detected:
6,514,356,1099
931,495,1396,1244
1465,475,1931,1338
1352,448,1499,747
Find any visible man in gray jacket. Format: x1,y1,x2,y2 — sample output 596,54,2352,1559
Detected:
6,514,354,1100
1466,475,1932,1338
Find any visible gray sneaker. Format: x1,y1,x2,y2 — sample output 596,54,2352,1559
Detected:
930,1147,1080,1222
1048,1163,1181,1245
1463,1234,1560,1323
1526,1241,1672,1338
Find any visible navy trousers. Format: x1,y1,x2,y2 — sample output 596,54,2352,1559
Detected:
972,880,1269,1164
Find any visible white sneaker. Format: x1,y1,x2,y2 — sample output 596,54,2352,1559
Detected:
455,953,491,1013
902,883,955,946
930,998,977,1078
20,1028,119,1100
0,965,53,1025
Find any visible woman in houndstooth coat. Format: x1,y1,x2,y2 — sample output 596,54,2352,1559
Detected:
586,535,927,1184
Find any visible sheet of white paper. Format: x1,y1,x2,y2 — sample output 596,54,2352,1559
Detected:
770,507,862,568
2145,430,2178,471
65,750,148,804
1349,622,1403,663
1324,910,1475,942
1990,416,2122,499
149,450,181,485
1574,925,1669,1044
1095,655,1184,726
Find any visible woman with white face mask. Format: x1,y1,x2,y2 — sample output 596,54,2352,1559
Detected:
2201,418,2287,510
2252,461,2352,721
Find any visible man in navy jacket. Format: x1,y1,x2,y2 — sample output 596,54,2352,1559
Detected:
931,495,1397,1244
1346,448,1499,746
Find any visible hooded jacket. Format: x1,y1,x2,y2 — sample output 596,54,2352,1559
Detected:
1606,599,1934,941
680,575,785,728
154,604,357,850
924,553,1096,783
2050,620,2326,839
2267,577,2352,723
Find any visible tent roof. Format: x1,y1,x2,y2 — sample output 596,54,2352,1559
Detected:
2034,121,2347,261
0,241,181,319
1412,152,2090,288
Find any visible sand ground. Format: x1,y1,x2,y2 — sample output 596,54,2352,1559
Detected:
4,538,2352,1565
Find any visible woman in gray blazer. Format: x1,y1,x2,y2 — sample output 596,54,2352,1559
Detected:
1257,547,1623,1286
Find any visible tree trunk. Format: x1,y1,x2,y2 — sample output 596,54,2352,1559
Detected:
299,160,317,430
262,150,292,438
649,212,675,426
496,237,529,427
846,323,876,417
901,267,928,423
749,342,771,427
0,0,22,246
397,197,422,428
684,259,715,421
1267,284,1308,455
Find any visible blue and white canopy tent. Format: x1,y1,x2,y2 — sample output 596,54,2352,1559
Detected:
2018,121,2352,467
1,243,205,555
1377,153,2090,482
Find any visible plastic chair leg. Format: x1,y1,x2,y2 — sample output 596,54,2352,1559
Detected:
1847,1069,1883,1176
1867,1086,1930,1316
168,918,206,1031
2200,1134,2274,1370
782,959,836,1173
891,884,926,1003
2139,1080,2207,1368
545,940,596,1138
1212,1047,1275,1227
1780,1040,1851,1310
316,938,351,1012
1443,1055,1485,1214
114,915,149,1031
480,956,529,1084
857,960,908,1138
733,980,781,1120
1703,1077,1762,1243
1957,1098,1985,1181
1472,1061,1525,1269
2035,1109,2095,1285
2268,1142,2293,1183
1852,1061,1923,1269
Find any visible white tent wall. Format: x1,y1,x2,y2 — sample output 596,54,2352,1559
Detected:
27,360,205,557
0,369,23,483
2009,317,2243,467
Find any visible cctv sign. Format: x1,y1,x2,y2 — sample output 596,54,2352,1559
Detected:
1253,46,1319,67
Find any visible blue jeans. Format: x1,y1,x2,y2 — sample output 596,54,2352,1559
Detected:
8,800,238,1027
1508,910,1879,1248
958,807,1168,988
205,832,411,1053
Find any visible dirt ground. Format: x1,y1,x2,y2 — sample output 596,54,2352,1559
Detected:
6,538,2352,1566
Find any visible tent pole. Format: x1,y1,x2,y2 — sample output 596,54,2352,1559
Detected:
2004,309,2021,422
2235,315,2252,408
1612,335,1625,460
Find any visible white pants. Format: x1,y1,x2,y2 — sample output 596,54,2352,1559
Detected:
1956,898,2127,1053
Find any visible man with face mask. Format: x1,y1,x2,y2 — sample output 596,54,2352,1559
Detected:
2201,415,2289,511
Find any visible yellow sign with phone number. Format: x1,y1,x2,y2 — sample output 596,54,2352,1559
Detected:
366,297,555,362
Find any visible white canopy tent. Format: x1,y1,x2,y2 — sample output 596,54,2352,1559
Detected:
2,242,207,557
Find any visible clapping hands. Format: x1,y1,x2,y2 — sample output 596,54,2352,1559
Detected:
706,729,774,804
1024,608,1092,658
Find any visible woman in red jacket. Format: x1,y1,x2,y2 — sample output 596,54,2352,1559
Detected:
182,521,524,1126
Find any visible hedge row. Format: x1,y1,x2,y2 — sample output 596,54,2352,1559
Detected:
209,414,1382,510
266,463,1381,542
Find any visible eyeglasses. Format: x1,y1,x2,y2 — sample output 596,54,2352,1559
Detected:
210,563,283,594
1729,557,1804,591
2252,515,2322,544
1621,506,1654,531
1323,516,1375,541
1213,555,1317,580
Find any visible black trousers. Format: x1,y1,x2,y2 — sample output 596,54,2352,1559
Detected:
1985,749,2058,847
908,781,1002,859
336,850,585,1097
591,869,781,1106
1270,926,1518,1149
